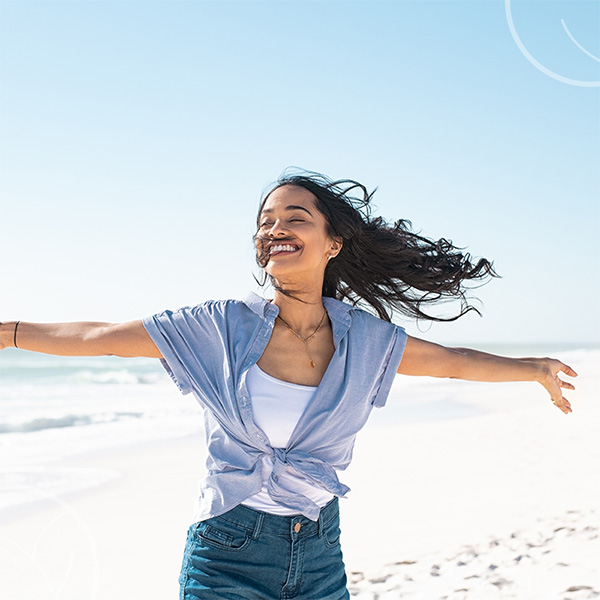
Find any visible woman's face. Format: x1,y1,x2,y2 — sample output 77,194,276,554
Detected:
256,185,341,283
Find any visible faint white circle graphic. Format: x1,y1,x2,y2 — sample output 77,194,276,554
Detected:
505,0,600,87
0,485,100,600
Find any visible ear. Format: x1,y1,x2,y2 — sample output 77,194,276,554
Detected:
329,237,343,259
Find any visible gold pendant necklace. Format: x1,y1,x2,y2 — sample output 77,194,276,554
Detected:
276,309,327,368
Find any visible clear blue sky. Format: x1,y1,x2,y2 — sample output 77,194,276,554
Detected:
1,0,598,347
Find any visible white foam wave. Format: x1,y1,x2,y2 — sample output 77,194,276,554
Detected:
66,369,162,385
0,412,144,434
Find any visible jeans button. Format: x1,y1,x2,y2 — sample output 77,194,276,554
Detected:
294,522,301,533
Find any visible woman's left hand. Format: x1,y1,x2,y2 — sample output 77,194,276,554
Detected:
537,358,577,414
398,337,578,414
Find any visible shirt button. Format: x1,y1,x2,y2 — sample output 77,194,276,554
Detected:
294,523,301,533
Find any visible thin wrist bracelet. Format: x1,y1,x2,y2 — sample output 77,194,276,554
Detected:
14,321,20,349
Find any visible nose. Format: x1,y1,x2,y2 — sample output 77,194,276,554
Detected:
267,219,288,238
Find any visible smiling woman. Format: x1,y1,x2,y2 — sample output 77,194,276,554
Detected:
0,167,577,600
255,185,344,302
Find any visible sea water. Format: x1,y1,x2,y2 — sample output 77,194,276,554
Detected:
1,345,596,514
0,351,200,513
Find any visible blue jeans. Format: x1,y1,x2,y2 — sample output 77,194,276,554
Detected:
179,497,350,600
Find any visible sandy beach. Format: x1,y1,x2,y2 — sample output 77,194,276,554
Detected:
1,357,598,600
342,376,600,599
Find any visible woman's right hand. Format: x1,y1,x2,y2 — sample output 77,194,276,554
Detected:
0,320,163,358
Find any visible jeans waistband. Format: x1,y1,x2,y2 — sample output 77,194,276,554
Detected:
215,497,339,539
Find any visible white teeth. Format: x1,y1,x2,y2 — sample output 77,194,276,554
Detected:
270,244,298,253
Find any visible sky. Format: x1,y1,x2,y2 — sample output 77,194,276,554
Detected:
1,0,598,347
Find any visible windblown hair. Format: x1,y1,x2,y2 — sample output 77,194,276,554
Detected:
255,169,498,323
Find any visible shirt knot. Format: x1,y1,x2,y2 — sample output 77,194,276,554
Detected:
273,447,287,463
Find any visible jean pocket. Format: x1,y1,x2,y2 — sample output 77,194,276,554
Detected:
322,516,341,549
193,517,252,552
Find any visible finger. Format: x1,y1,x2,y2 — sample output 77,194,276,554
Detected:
545,377,573,414
552,395,572,414
557,379,575,391
551,400,568,414
560,364,578,377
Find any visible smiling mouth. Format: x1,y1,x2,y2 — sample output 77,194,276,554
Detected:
269,244,300,255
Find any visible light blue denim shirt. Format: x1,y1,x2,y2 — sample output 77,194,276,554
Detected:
143,292,407,521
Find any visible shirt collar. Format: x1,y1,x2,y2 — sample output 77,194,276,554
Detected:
243,292,354,348
243,291,276,318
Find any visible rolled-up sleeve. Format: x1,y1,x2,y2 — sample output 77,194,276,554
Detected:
142,309,199,394
370,324,408,408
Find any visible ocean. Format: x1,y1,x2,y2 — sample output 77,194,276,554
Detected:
1,344,596,514
0,350,200,513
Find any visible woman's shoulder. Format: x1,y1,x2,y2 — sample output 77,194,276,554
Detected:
170,297,254,319
351,306,405,334
325,297,404,331
163,294,271,324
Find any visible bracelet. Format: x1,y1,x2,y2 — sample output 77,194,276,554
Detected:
14,321,20,349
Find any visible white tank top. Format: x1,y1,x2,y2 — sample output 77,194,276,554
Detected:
241,364,334,514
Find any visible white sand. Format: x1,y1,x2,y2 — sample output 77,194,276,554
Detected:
341,371,600,599
1,366,597,599
0,436,204,600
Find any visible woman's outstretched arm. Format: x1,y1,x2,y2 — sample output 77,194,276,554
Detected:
0,320,162,358
397,336,577,414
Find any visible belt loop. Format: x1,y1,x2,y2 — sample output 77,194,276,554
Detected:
318,504,325,538
251,511,264,540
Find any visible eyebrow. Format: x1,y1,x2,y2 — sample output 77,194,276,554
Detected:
260,204,313,217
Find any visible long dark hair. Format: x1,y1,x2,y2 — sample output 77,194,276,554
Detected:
255,169,498,323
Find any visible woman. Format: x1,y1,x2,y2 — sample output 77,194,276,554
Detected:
0,170,576,600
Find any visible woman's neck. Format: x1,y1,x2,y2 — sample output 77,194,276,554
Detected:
271,290,327,337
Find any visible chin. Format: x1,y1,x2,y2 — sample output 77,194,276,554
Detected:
265,268,292,283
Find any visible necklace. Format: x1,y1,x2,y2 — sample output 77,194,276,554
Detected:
276,309,327,368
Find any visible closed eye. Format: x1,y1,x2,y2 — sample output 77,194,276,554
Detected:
260,218,305,227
